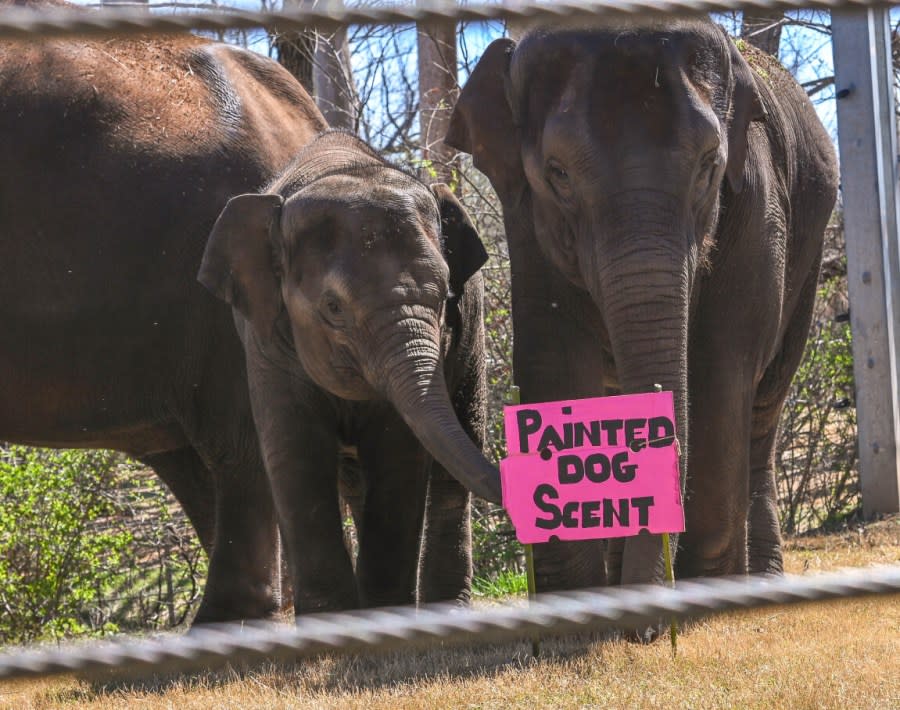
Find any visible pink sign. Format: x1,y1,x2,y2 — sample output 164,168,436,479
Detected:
500,392,684,544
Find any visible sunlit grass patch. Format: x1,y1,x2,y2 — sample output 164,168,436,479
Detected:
472,570,528,598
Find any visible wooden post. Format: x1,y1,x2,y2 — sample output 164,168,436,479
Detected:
312,0,358,130
740,10,784,57
273,0,315,94
832,10,900,516
417,0,459,187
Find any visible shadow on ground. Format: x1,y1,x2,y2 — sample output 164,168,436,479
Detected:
62,629,618,702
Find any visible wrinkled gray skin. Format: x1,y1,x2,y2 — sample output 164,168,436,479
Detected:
447,19,838,625
199,131,501,611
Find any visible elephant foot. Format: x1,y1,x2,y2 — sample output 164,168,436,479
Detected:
191,583,282,626
748,549,784,576
417,577,473,607
675,537,748,579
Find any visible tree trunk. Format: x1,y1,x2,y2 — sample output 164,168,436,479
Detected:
313,0,359,130
417,2,458,187
273,0,315,94
741,11,784,57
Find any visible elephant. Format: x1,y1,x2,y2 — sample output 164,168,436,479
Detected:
0,30,328,623
447,19,838,601
198,130,501,612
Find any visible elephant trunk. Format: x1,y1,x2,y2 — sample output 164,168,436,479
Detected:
370,312,502,504
583,199,691,587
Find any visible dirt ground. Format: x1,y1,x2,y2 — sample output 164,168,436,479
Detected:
2,516,898,710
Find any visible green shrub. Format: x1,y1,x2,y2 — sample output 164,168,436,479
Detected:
99,467,206,634
0,447,206,645
777,274,859,533
0,447,130,643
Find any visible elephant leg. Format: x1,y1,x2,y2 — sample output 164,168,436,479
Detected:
140,447,216,555
747,420,783,574
356,410,429,608
278,449,357,614
677,362,754,578
249,377,356,615
178,357,283,623
418,463,472,604
275,444,356,614
607,532,672,589
605,539,623,585
747,266,819,575
187,438,282,623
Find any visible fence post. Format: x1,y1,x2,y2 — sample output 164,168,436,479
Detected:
417,0,459,187
832,9,900,516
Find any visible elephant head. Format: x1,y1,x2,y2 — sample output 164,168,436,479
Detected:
447,20,767,583
198,132,501,504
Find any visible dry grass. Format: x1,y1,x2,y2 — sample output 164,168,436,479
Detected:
3,517,898,710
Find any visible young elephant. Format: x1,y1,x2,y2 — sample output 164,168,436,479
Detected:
199,131,501,611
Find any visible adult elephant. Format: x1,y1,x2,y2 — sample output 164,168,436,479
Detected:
0,32,326,623
199,130,500,611
447,20,838,599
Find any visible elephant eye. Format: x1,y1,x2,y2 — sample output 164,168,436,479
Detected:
545,160,572,200
321,292,345,326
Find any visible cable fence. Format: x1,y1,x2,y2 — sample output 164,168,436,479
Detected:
1,566,898,682
0,0,898,40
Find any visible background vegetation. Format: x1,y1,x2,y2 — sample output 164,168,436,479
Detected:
0,448,205,645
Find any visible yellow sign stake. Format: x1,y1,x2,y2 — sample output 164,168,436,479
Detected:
653,384,678,655
662,531,678,655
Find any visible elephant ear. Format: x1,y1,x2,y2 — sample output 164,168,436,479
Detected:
431,183,488,298
725,36,767,193
198,193,284,341
445,38,526,202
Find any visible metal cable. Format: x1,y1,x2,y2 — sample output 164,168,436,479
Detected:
1,565,897,682
0,1,895,41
